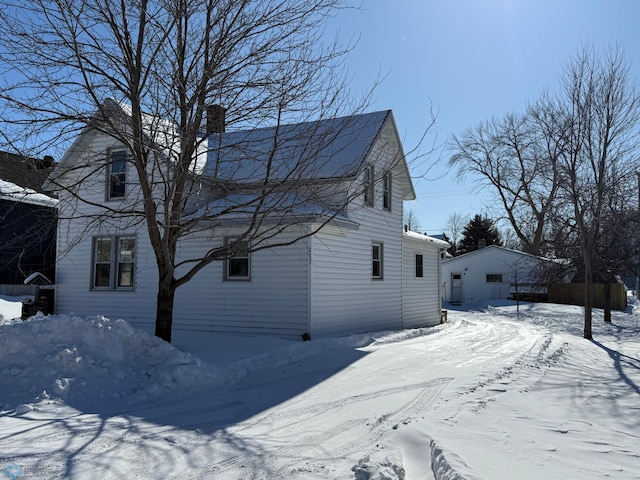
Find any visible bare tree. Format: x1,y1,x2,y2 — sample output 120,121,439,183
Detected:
0,0,390,342
443,211,468,256
403,207,421,232
551,45,640,339
449,108,561,256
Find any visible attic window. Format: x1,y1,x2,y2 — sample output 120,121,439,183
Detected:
382,172,391,210
108,150,127,199
363,165,374,206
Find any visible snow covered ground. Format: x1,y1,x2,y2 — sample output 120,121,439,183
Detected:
1,294,639,479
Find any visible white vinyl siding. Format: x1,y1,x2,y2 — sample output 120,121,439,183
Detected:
173,230,310,336
308,164,404,338
402,233,444,329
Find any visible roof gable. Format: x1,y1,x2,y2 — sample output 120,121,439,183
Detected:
51,103,416,199
443,245,557,265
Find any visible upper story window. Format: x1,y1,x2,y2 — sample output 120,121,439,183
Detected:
363,165,374,206
372,242,383,279
415,254,423,277
486,274,503,283
108,150,128,199
224,238,250,280
382,172,391,210
92,235,135,290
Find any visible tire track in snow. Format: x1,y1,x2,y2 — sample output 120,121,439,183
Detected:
176,377,452,479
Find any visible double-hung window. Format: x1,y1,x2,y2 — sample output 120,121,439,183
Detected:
382,172,391,210
92,236,136,290
108,150,128,199
363,165,374,206
224,238,250,280
372,242,383,279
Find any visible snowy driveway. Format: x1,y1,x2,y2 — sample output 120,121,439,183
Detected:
1,301,640,479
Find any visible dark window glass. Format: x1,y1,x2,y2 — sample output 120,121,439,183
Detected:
415,254,423,277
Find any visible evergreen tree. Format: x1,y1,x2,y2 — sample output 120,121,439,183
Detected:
457,215,502,254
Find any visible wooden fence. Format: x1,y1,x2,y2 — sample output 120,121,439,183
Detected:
547,283,627,311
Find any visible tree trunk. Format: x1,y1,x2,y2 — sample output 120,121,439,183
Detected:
603,278,612,323
583,248,593,340
154,275,175,343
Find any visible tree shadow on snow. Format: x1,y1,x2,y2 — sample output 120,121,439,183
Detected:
0,342,369,478
591,339,640,397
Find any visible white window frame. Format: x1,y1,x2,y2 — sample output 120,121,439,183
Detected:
92,235,136,290
107,149,128,200
382,171,391,210
224,238,251,281
363,165,374,206
372,242,383,279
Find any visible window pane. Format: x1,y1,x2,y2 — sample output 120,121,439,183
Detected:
117,237,135,287
416,254,423,277
228,258,249,277
96,238,111,262
109,151,127,198
94,264,111,287
119,238,135,262
383,173,391,209
118,263,134,287
110,174,125,198
372,261,380,278
363,165,374,205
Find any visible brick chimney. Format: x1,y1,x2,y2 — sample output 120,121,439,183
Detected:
206,105,226,134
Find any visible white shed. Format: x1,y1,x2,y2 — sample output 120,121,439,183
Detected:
441,245,561,305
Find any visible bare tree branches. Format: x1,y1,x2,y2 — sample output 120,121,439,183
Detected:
0,0,387,342
448,43,640,339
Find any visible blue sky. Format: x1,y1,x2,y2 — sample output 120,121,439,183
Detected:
330,0,640,235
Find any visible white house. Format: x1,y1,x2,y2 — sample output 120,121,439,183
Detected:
48,103,449,339
441,245,567,305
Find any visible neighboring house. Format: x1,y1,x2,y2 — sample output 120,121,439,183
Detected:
48,103,449,339
441,245,569,305
0,152,57,292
